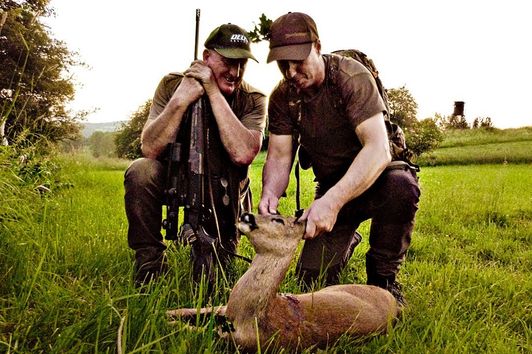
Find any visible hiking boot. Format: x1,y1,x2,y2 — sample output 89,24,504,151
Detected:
387,281,407,309
135,259,168,287
134,248,168,287
367,274,407,309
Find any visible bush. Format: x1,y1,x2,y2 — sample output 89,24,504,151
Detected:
114,100,150,159
406,118,444,157
435,113,470,130
472,117,494,129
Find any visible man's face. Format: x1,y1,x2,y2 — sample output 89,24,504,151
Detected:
205,50,247,96
277,45,323,91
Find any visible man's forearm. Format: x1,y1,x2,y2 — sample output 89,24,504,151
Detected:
208,91,262,165
141,99,188,159
258,134,294,214
261,156,292,200
324,142,390,211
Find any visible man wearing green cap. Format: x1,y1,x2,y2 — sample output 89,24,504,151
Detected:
259,12,420,306
124,23,266,287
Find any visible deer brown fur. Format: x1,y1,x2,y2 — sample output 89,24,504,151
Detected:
167,214,399,351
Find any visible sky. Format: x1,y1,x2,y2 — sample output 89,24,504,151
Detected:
44,0,531,129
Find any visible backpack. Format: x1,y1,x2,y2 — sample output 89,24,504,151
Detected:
290,49,419,170
331,49,417,167
289,49,419,215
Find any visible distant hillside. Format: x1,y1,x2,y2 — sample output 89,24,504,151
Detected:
81,121,126,138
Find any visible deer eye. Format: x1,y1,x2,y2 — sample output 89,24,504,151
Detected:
271,217,285,225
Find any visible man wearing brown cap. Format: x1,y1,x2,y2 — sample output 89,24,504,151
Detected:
259,12,420,305
125,23,266,287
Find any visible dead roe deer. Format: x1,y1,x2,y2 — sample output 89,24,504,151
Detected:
167,213,399,351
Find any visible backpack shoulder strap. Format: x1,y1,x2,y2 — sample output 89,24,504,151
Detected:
330,50,391,117
286,84,306,216
323,54,344,111
329,50,419,171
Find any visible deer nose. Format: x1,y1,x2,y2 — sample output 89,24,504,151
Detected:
240,213,257,228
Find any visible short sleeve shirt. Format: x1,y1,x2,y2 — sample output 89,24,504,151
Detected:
148,73,266,134
268,54,386,184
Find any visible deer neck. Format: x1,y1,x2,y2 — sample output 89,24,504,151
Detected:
227,248,295,320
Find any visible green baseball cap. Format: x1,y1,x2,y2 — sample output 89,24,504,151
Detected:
204,23,258,63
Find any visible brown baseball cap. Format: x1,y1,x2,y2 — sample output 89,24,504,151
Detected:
205,23,258,62
267,12,319,63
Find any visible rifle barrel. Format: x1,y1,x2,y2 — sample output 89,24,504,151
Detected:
194,9,200,60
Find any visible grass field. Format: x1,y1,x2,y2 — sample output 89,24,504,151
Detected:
1,134,531,352
417,127,532,166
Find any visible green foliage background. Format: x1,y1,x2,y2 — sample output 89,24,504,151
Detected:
114,100,151,159
1,0,83,145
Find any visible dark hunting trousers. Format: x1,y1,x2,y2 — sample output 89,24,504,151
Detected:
296,167,421,287
124,158,238,281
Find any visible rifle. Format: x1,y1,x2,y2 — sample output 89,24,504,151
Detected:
182,8,209,239
162,9,219,283
162,9,206,240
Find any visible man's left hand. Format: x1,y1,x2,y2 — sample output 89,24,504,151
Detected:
300,196,340,239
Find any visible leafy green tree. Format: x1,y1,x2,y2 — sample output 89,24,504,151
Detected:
387,86,418,128
405,118,444,157
88,131,117,158
0,0,83,146
384,86,443,157
114,100,151,159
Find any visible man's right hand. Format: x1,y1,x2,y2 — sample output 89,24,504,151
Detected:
173,74,204,107
172,60,213,107
298,195,341,239
258,194,279,215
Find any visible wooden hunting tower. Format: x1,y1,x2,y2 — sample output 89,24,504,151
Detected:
453,101,465,117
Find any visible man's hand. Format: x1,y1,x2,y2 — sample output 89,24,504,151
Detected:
258,193,280,215
298,113,390,239
183,60,218,96
299,195,340,239
165,63,206,107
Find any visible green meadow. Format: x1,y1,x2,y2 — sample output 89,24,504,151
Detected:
1,129,531,353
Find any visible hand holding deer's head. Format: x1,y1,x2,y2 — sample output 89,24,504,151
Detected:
238,213,305,256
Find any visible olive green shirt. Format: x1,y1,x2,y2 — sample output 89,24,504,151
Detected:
148,72,266,135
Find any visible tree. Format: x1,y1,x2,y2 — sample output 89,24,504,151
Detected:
385,85,441,157
114,100,151,159
436,114,469,130
387,86,418,128
0,0,83,146
88,131,116,158
405,118,444,157
472,117,494,129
